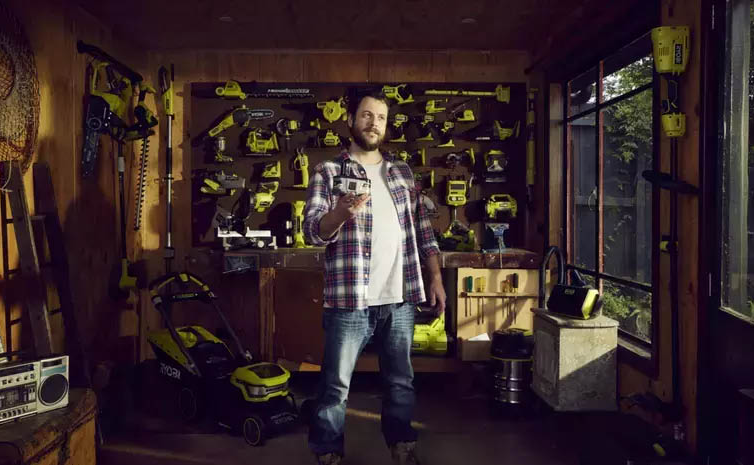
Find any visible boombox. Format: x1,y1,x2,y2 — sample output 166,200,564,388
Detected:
0,355,69,424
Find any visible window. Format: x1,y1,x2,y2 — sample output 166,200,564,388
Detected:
565,34,657,347
720,0,754,322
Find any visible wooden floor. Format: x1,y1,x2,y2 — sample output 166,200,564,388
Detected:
95,367,683,465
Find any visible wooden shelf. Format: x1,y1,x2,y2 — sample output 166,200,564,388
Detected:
461,292,538,298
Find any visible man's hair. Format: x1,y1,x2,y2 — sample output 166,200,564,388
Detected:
346,87,390,117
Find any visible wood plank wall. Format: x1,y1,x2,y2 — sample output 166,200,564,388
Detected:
142,49,541,359
2,0,149,362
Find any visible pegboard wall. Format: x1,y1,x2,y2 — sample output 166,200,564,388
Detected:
190,82,527,250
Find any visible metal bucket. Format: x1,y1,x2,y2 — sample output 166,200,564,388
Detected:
490,357,532,405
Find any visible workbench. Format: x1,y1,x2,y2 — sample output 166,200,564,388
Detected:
193,248,542,373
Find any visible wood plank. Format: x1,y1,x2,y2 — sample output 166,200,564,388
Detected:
259,54,304,82
446,51,530,83
303,53,369,82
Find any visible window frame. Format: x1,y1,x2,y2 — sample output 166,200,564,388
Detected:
562,33,661,375
717,0,754,325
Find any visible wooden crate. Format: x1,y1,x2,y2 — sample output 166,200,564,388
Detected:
0,389,96,465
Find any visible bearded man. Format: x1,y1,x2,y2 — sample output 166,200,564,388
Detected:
303,89,446,465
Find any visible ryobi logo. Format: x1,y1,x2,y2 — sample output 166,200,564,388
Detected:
674,44,683,64
159,362,181,380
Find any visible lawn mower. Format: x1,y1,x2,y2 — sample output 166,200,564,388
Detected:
147,272,298,446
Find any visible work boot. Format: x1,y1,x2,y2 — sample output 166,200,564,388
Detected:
315,452,342,465
390,441,420,465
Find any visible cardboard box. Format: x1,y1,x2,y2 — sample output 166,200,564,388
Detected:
458,337,492,361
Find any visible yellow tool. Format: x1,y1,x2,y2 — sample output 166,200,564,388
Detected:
292,200,311,248
485,194,518,219
411,314,448,355
89,59,132,121
425,84,510,103
425,99,447,114
293,147,309,189
318,130,342,147
446,178,467,207
246,129,279,155
495,120,520,140
382,84,414,104
208,106,275,138
651,26,689,138
262,161,281,179
252,182,279,213
200,171,245,196
215,80,247,99
316,98,347,123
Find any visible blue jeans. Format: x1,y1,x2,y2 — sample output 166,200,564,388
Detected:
308,302,418,456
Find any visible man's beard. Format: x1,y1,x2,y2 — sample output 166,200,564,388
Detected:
349,125,384,151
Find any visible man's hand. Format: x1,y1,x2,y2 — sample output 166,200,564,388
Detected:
427,276,446,315
334,192,370,220
319,193,370,239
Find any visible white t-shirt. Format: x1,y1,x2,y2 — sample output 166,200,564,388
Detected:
362,160,404,306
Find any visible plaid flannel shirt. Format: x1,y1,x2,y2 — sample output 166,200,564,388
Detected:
303,151,440,311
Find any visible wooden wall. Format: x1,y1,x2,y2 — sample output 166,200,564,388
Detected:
1,0,149,362
141,49,540,358
545,0,702,452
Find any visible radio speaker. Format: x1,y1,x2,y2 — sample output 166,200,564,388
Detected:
36,355,69,414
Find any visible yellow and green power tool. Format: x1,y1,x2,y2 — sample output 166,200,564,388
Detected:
147,272,298,446
411,313,448,355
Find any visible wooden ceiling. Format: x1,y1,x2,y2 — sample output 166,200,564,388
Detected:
75,0,610,52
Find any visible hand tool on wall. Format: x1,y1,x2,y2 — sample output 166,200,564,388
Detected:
382,84,415,105
292,147,309,189
283,98,347,123
80,59,130,178
159,65,175,273
291,200,311,248
474,277,487,324
526,88,538,206
461,120,520,142
200,171,245,196
447,98,477,122
212,80,314,99
275,117,300,151
128,82,158,231
463,276,474,317
440,177,476,251
206,106,275,139
484,150,508,183
316,129,343,148
110,140,137,300
213,136,233,163
388,113,409,142
425,84,510,103
251,182,279,213
245,129,279,156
